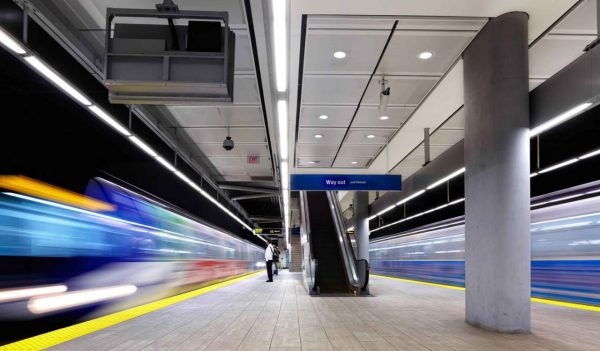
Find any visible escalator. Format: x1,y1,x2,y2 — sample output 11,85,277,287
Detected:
299,191,363,295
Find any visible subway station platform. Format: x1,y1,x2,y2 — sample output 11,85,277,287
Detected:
16,271,595,351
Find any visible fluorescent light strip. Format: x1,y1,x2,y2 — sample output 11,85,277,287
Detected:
538,158,578,174
24,56,92,106
372,197,464,233
155,156,177,172
28,285,137,314
0,284,67,303
0,28,26,54
129,136,158,157
376,205,396,217
88,105,131,136
529,103,592,137
426,168,465,190
278,100,288,160
396,189,426,206
580,148,600,160
272,0,287,92
280,161,289,189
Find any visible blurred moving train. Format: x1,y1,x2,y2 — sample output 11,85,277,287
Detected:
0,176,263,321
370,187,600,306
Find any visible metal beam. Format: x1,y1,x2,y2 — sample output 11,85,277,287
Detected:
233,193,278,201
219,184,279,194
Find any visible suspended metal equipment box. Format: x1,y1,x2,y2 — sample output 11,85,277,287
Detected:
104,8,235,104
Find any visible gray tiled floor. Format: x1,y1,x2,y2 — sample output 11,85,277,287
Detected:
49,271,600,351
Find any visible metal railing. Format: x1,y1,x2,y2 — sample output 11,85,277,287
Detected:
326,191,361,292
299,191,319,295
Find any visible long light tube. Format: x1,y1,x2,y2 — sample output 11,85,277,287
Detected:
396,189,426,206
426,168,465,190
0,28,26,54
24,56,92,106
538,158,578,174
129,136,158,157
529,103,592,137
372,197,464,232
88,105,131,136
272,0,287,92
280,161,289,190
278,100,288,160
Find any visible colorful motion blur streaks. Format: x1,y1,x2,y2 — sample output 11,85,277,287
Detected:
370,195,600,307
0,176,114,211
0,176,263,325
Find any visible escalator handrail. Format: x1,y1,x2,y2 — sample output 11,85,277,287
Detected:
326,191,361,290
299,191,319,292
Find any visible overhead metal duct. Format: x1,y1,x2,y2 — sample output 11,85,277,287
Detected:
104,2,235,104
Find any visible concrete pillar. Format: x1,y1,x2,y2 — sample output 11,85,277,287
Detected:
353,191,369,261
463,12,531,333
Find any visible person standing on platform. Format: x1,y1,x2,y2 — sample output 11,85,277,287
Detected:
273,245,280,276
265,239,274,282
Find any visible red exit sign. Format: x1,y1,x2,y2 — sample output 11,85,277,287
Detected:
247,155,259,164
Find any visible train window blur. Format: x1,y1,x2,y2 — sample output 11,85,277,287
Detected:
370,195,600,306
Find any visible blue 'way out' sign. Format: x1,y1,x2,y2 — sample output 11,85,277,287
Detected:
290,174,402,191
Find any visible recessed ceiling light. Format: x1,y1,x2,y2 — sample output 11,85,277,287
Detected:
318,115,329,120
418,51,434,60
366,134,376,139
333,51,347,59
314,134,324,139
351,161,358,165
379,115,389,120
307,160,320,164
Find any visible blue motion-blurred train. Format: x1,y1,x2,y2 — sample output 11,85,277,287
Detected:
0,176,263,320
370,187,600,306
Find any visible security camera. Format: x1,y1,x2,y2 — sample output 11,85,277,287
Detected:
223,136,235,151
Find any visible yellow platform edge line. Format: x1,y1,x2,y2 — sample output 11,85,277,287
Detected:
372,274,600,313
0,270,264,351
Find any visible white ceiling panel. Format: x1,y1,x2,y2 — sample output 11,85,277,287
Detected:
353,106,413,128
296,143,340,157
300,106,356,127
338,144,383,158
297,127,347,144
304,29,393,74
378,31,475,75
362,76,438,105
186,127,266,144
168,106,263,127
233,76,261,104
440,108,465,129
553,0,595,35
233,32,254,73
345,128,396,144
429,129,464,146
333,157,371,168
297,157,335,168
302,76,370,104
529,36,591,78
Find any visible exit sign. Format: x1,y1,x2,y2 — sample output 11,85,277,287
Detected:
247,155,259,164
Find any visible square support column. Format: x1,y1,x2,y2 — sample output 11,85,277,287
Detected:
463,12,531,333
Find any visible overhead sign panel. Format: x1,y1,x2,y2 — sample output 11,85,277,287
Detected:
291,174,402,191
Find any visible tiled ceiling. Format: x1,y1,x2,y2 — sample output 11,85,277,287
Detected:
295,16,487,169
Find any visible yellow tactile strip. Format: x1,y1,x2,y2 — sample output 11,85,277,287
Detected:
372,274,600,313
0,270,264,351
